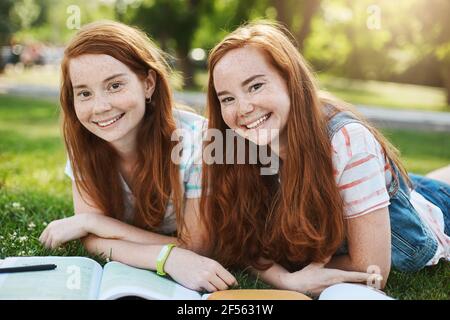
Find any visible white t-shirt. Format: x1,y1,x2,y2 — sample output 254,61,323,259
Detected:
65,109,207,234
331,122,449,265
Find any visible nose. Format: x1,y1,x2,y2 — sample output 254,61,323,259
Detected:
237,98,254,117
92,93,112,114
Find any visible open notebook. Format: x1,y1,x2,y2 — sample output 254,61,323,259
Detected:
0,256,204,300
0,256,393,300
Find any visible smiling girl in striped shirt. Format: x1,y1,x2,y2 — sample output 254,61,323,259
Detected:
199,21,450,297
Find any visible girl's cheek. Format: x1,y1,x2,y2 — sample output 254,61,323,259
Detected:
222,108,237,128
111,91,127,103
112,92,136,109
74,105,90,122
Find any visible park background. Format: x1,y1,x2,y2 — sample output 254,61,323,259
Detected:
0,0,449,299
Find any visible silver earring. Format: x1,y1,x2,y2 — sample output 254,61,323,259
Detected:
145,97,151,104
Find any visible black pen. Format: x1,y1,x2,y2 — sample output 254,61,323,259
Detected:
0,264,57,274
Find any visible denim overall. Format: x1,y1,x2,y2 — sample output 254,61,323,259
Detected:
325,105,449,271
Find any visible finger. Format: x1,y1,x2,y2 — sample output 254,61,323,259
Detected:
201,280,221,293
45,235,53,249
39,227,48,243
50,239,59,250
38,231,46,244
50,236,62,249
208,274,230,291
339,271,375,284
216,267,238,287
42,236,50,248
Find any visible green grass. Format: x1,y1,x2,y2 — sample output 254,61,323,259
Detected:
318,74,450,112
0,94,448,300
382,129,450,175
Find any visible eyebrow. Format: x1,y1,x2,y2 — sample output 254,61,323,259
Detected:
216,74,265,97
72,73,128,89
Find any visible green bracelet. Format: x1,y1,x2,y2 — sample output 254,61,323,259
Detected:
156,243,176,276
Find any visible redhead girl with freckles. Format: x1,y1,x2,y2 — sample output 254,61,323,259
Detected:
199,21,450,297
38,21,236,292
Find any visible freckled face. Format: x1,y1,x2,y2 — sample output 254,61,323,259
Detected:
69,54,154,148
213,46,290,147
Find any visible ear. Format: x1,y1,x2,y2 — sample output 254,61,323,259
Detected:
144,69,156,99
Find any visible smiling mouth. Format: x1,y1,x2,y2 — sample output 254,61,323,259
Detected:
244,113,272,129
93,113,125,128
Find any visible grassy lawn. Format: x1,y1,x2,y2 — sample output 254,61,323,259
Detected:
0,94,449,300
318,74,450,113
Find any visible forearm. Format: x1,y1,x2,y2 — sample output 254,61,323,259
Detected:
250,260,290,290
85,214,178,245
81,235,164,270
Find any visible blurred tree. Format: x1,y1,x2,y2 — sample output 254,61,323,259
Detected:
129,0,214,88
271,0,321,51
2,0,447,103
413,0,450,105
10,0,42,31
192,0,260,50
11,0,115,45
300,0,449,106
127,0,262,88
0,0,17,72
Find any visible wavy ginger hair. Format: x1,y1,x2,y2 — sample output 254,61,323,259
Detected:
60,21,184,234
201,21,411,271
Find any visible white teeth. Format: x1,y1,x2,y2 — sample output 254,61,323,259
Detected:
95,114,124,127
246,114,270,129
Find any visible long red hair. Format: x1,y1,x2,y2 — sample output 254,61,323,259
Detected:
60,21,184,235
201,21,410,271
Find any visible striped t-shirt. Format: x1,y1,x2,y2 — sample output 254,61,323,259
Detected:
331,123,449,265
65,108,206,235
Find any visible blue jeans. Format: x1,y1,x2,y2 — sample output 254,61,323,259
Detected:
388,173,449,271
409,174,450,236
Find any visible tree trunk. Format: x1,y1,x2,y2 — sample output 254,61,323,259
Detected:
295,0,321,51
0,55,4,74
272,0,292,27
441,66,450,107
177,48,195,89
446,81,450,107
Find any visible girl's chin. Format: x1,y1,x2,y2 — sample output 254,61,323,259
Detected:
245,134,276,148
90,130,124,144
247,137,270,146
246,130,280,146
